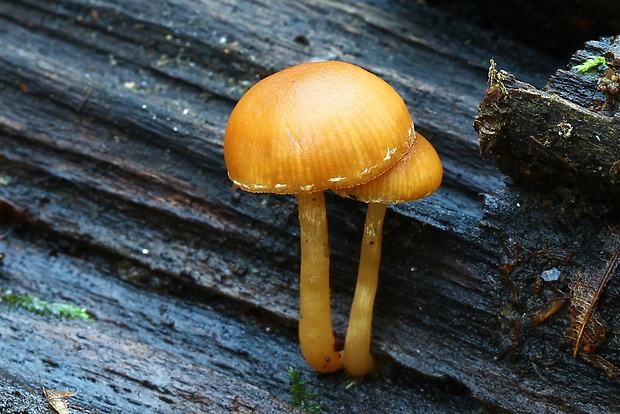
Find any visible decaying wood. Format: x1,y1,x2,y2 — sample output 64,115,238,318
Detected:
567,254,616,358
475,37,620,206
42,388,76,414
2,1,620,413
473,34,620,411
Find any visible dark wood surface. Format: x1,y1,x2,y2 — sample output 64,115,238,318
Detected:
476,37,620,206
1,1,618,413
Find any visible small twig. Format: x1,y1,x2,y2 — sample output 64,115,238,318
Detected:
573,250,620,357
344,379,358,390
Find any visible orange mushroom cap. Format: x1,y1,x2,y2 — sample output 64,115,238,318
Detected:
224,61,415,194
334,132,442,203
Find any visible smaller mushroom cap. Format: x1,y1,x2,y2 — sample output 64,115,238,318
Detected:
224,61,415,194
333,132,442,203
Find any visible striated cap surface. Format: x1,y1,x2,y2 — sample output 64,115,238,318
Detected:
334,132,442,203
224,61,414,194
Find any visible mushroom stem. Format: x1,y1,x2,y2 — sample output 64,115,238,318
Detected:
343,202,387,377
297,192,343,373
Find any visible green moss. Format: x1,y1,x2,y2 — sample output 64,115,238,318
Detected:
1,289,91,320
287,366,321,413
572,56,606,73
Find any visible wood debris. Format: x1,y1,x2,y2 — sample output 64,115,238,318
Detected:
43,387,76,414
567,249,620,357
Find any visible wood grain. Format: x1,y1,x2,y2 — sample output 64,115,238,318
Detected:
1,1,618,413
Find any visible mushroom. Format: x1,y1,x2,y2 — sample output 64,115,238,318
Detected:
334,132,442,377
224,61,415,373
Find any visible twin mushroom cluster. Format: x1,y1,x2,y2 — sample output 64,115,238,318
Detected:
224,61,442,377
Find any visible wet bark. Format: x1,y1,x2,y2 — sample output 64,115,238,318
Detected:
1,1,619,413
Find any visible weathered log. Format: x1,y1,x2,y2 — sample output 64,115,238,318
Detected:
473,35,620,411
1,0,619,413
475,37,620,209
